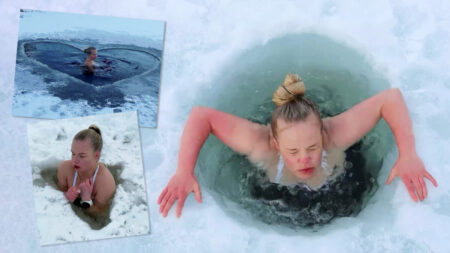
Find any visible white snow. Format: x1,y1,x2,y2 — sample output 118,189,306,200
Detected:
1,0,450,252
27,111,150,245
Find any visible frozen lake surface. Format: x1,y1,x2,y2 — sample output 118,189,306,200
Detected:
12,10,163,127
1,0,450,252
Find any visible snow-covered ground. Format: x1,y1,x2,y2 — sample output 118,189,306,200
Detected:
27,111,149,245
1,0,450,252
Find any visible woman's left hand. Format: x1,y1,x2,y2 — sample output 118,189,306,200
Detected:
386,153,438,201
79,178,94,201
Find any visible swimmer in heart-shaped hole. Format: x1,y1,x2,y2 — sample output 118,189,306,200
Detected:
23,41,159,86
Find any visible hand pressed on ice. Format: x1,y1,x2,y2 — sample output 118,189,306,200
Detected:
386,153,438,201
65,186,80,203
157,171,202,218
79,178,94,201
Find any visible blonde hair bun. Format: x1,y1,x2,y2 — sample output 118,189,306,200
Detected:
272,73,306,107
88,124,102,136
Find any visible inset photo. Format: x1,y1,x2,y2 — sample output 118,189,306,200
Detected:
13,9,165,128
27,111,150,245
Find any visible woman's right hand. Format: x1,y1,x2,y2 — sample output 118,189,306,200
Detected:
65,186,80,203
157,171,202,218
79,178,94,201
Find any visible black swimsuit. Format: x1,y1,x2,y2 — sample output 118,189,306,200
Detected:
82,64,94,75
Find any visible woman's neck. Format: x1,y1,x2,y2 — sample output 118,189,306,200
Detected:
77,163,97,181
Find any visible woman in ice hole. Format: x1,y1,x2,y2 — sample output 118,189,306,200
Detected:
158,74,438,217
57,125,116,216
82,47,111,75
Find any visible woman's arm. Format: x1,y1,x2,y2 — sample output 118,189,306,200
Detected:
83,197,112,217
80,169,115,217
324,88,437,201
57,161,81,202
158,106,270,217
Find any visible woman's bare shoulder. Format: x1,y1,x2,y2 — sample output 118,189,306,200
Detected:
98,163,113,177
57,160,73,191
247,124,278,165
58,160,73,173
96,163,116,187
93,163,116,204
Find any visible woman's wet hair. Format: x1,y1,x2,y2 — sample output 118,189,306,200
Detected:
73,125,103,152
271,74,322,138
83,47,96,55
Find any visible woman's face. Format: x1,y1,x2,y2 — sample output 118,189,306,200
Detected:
89,50,97,60
71,139,99,172
274,113,323,180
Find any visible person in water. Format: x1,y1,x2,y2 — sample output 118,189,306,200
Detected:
157,73,438,218
82,47,112,76
57,125,116,217
83,47,97,75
